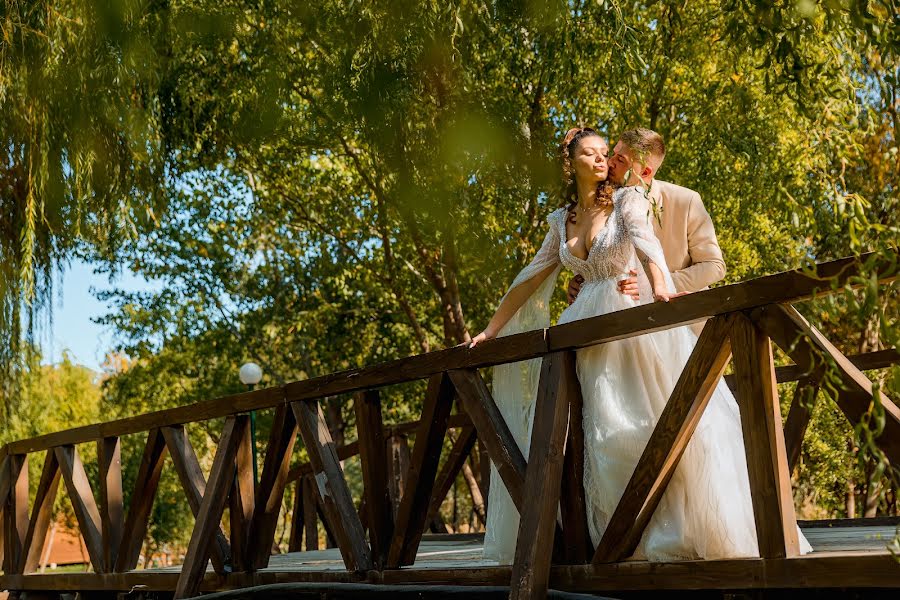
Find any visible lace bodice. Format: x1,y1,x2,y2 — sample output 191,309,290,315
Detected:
496,186,674,339
548,186,669,283
551,199,632,283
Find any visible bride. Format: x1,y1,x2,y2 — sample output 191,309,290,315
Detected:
468,127,810,563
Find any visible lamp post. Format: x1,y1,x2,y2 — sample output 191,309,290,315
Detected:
239,362,262,486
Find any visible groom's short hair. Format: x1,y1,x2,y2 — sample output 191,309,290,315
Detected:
620,128,666,171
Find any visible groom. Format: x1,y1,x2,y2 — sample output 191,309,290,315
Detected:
567,128,726,327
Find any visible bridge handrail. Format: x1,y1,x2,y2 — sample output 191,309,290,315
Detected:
2,251,896,456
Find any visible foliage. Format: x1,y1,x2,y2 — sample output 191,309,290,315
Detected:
0,0,169,413
0,347,102,529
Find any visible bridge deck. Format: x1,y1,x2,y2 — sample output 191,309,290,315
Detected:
156,521,900,573
2,522,897,594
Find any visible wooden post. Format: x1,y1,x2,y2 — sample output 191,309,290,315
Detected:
55,445,106,573
387,433,410,523
247,402,299,569
387,373,455,568
3,454,28,575
592,315,735,564
97,437,124,571
292,400,373,571
229,415,256,572
354,390,392,569
174,416,247,599
115,429,167,572
509,351,577,599
288,477,304,552
161,425,231,573
19,451,60,574
302,474,318,551
731,314,800,558
559,350,591,563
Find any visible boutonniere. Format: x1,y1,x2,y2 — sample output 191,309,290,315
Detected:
625,169,664,227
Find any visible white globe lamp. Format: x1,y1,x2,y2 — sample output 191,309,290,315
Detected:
239,362,263,388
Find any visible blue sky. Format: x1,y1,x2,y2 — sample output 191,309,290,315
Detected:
39,259,159,372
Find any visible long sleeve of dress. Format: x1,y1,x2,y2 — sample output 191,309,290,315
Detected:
617,187,677,295
496,210,563,337
484,209,562,564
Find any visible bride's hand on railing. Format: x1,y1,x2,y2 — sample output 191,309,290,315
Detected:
467,329,496,349
653,288,689,303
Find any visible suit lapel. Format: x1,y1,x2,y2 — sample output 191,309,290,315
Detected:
649,179,664,238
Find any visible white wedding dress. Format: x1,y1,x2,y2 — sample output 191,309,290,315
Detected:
484,186,810,563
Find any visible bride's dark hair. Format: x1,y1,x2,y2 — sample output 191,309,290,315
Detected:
559,127,615,223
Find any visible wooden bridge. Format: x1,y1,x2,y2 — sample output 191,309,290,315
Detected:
1,253,899,599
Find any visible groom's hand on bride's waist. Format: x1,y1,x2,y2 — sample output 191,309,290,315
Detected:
567,274,585,304
617,270,640,300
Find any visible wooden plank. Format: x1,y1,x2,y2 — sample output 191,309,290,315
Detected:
282,328,548,404
302,474,318,551
784,381,819,473
6,387,286,456
448,369,527,512
353,390,392,569
247,403,299,569
548,251,896,352
229,416,256,572
161,425,230,574
510,351,576,599
0,455,10,518
4,551,900,592
386,373,455,568
753,303,900,465
115,429,168,572
559,351,591,564
550,552,900,592
426,426,477,525
0,502,5,570
387,433,410,524
730,314,801,558
592,315,735,564
291,400,373,571
2,454,28,575
174,416,246,599
357,493,368,532
97,437,124,571
19,451,61,574
287,478,303,552
54,445,106,572
798,515,900,527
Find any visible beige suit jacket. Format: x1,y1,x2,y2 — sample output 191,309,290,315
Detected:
647,179,726,293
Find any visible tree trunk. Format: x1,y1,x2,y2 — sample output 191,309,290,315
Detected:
324,398,345,447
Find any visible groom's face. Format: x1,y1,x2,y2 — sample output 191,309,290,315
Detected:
609,141,638,185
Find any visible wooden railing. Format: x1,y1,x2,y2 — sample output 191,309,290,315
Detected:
0,252,897,599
